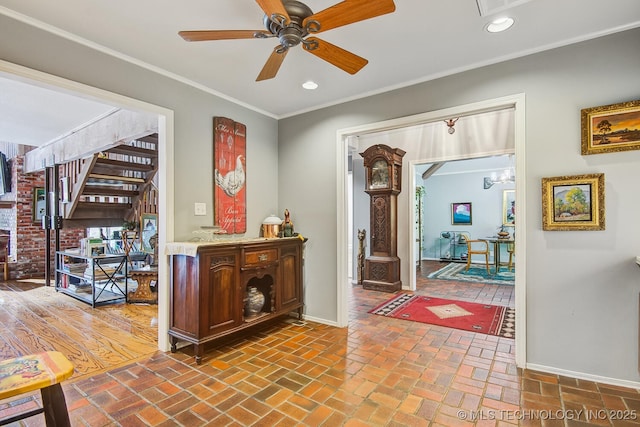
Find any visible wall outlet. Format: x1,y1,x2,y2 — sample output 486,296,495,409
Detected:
194,202,206,216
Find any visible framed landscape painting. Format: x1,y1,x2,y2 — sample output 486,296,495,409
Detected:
451,202,472,225
541,173,604,231
502,190,515,226
581,99,640,155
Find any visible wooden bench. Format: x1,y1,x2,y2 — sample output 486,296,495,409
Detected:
0,351,74,426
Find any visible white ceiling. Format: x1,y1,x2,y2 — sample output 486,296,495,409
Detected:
0,76,117,147
1,0,639,146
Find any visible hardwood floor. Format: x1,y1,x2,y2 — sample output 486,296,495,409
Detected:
0,279,158,381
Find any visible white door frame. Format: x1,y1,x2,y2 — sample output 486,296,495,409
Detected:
0,59,175,352
336,93,526,367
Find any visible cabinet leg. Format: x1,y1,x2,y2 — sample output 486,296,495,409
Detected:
170,337,177,353
195,344,203,365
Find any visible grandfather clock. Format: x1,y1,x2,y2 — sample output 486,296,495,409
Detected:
360,144,406,292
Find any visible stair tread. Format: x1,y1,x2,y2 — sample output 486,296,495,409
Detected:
88,174,146,184
94,158,155,172
106,145,157,158
76,201,132,208
81,187,140,197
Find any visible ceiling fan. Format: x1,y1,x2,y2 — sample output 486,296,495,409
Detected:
178,0,396,81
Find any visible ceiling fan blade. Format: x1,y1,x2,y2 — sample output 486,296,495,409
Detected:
255,0,290,24
179,30,271,41
303,37,368,75
303,0,395,33
256,47,289,81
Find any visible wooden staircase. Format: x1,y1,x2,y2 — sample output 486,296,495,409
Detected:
59,134,158,228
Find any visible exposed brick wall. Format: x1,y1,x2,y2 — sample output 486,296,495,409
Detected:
12,156,85,279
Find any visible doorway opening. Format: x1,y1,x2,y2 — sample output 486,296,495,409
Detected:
338,94,526,367
0,59,175,352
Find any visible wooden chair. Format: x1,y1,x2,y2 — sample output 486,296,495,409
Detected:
507,242,515,271
464,236,491,274
120,230,146,269
0,351,74,426
0,235,9,281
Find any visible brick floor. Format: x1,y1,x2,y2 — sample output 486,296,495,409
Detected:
3,261,639,426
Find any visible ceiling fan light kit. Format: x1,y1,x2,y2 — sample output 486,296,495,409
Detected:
179,0,396,81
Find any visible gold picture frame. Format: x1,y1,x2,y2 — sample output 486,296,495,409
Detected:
542,173,604,231
581,99,640,155
502,190,515,226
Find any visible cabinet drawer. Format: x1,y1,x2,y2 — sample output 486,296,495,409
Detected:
244,249,278,266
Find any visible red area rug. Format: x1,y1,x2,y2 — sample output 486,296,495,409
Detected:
369,294,514,338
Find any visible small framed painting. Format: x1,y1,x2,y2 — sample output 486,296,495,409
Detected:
541,173,604,231
140,213,157,253
502,190,515,226
581,99,640,155
451,202,472,225
32,187,46,224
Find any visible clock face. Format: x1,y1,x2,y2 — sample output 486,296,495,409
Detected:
370,159,389,189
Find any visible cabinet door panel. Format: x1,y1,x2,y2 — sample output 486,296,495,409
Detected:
279,245,300,309
203,254,240,336
171,255,198,335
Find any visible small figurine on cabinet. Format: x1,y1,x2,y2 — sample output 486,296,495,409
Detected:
281,209,294,237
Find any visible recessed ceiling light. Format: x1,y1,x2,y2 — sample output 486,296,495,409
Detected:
485,17,514,33
302,80,318,90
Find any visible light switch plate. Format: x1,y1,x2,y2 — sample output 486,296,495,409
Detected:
194,202,206,216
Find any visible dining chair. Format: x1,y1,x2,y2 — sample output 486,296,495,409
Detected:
464,236,491,274
507,242,515,271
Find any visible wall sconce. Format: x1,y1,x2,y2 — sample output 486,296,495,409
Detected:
444,118,459,134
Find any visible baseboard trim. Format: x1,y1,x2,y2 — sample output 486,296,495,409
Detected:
526,363,640,390
302,314,339,327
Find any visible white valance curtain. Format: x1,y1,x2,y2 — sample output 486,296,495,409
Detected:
355,107,515,161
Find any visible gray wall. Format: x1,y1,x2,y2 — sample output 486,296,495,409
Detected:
0,13,279,241
279,28,640,383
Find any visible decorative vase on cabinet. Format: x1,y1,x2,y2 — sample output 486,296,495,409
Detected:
244,286,265,318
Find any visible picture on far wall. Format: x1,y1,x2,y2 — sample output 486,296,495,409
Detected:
140,213,157,253
451,202,472,225
581,99,640,155
213,117,247,234
502,190,515,226
541,173,604,231
32,187,45,224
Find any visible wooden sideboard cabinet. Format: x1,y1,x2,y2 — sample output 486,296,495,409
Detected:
168,238,305,363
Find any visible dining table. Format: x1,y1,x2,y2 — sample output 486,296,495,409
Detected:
481,237,514,273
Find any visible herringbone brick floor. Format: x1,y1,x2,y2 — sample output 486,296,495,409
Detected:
4,261,640,426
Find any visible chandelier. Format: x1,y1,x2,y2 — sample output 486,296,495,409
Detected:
483,167,514,189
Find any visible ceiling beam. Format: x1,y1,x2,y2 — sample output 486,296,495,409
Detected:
421,163,444,180
23,109,157,173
